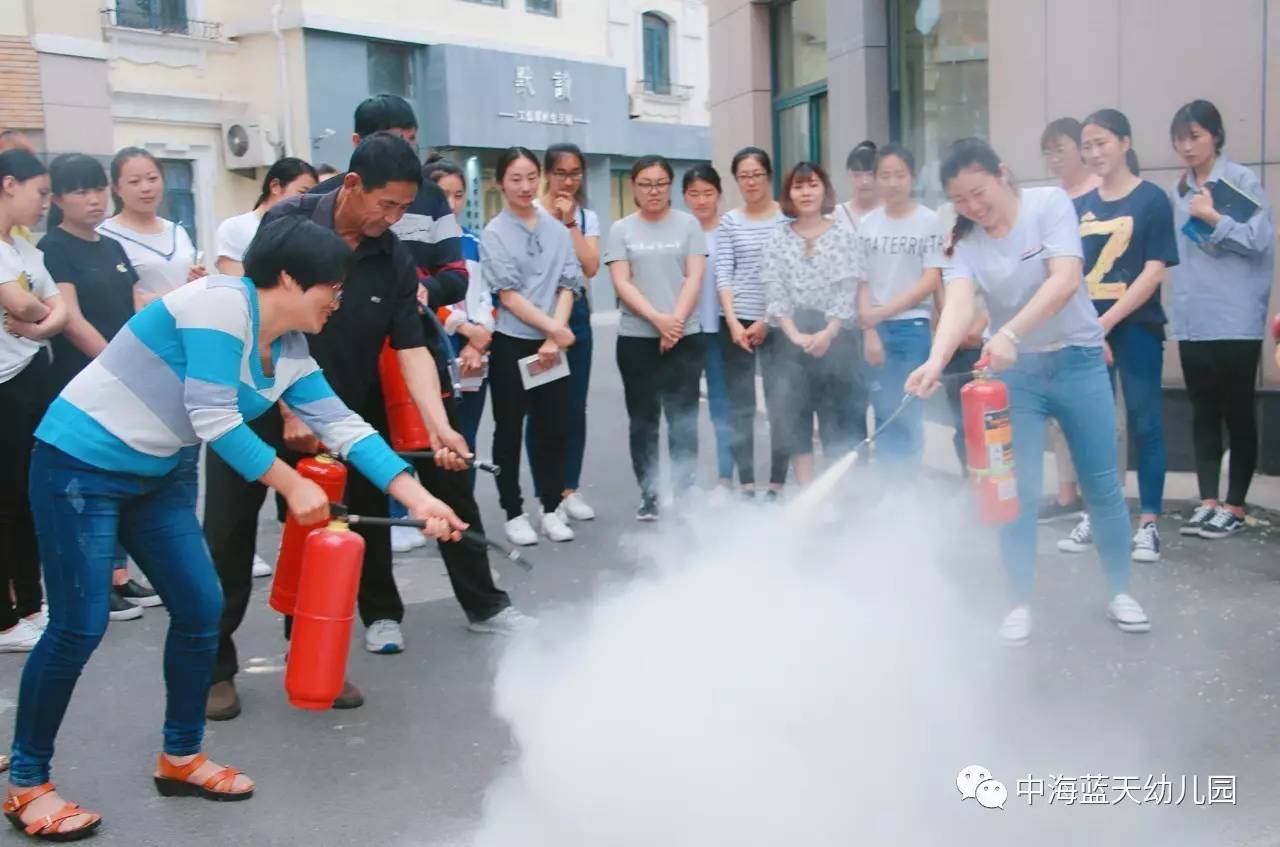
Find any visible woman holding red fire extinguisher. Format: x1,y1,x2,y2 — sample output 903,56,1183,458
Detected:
906,138,1149,647
5,217,465,840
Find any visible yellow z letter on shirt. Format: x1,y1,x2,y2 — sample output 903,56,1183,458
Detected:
1079,213,1132,301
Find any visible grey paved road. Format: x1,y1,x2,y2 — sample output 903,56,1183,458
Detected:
3,322,1279,846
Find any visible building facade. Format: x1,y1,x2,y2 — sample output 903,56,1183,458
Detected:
710,0,1280,471
3,0,713,306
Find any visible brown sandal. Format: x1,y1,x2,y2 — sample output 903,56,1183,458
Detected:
153,754,253,802
3,783,101,842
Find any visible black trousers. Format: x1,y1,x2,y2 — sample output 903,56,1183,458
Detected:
1179,339,1262,506
615,333,705,497
718,319,788,487
489,332,570,518
766,311,861,459
207,400,510,684
0,355,50,631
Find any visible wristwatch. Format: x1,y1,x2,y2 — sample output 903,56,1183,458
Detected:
998,325,1021,347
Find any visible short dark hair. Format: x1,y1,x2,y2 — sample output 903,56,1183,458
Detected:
682,163,722,195
630,154,674,182
314,163,339,178
49,153,107,195
255,157,318,209
779,161,836,217
422,150,465,186
243,216,354,290
353,94,417,139
1083,108,1140,175
846,140,877,172
1171,99,1225,153
875,143,916,176
1041,117,1084,151
48,154,106,229
348,132,422,191
496,146,540,183
731,146,772,178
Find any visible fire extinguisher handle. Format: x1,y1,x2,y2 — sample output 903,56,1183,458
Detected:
327,505,532,570
397,450,501,476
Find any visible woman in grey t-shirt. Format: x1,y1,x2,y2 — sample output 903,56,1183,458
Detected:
481,147,582,546
605,155,707,520
906,138,1147,647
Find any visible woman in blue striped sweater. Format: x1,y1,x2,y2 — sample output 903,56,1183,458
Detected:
4,217,465,840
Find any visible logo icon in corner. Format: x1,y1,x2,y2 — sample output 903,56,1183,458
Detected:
958,764,1006,810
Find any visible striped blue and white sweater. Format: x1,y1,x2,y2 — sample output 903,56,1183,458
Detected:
36,275,409,490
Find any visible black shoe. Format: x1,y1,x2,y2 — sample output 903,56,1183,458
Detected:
332,679,364,709
109,591,143,621
636,495,659,522
1180,504,1216,536
206,680,241,721
1037,496,1083,524
1198,508,1245,540
115,579,163,608
762,489,781,505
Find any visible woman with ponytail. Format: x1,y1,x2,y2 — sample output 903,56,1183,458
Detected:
213,157,318,276
1058,108,1179,564
906,138,1145,647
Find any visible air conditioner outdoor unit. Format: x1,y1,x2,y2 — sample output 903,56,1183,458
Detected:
221,118,277,169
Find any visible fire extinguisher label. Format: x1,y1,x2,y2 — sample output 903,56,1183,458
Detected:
983,408,1014,473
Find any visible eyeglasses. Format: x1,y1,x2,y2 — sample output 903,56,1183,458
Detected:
551,170,583,180
635,180,672,193
328,282,344,304
736,171,769,183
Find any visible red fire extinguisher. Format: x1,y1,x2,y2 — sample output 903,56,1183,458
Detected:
285,519,365,710
378,339,431,451
961,361,1019,525
269,454,348,616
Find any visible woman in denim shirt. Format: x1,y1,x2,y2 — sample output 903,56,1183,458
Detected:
1166,100,1276,540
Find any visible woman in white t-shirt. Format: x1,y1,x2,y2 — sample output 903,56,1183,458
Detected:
0,150,67,654
906,138,1145,647
857,144,945,472
213,157,318,277
98,147,205,311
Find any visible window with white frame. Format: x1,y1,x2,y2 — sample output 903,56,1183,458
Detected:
526,0,557,15
642,12,671,95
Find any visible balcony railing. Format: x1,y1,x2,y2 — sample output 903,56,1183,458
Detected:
100,6,223,40
633,80,695,101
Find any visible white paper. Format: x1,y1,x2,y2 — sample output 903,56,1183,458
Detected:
518,352,570,390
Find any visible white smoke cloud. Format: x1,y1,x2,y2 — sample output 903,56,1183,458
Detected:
467,477,1230,846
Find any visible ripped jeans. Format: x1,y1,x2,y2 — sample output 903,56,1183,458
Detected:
10,442,218,787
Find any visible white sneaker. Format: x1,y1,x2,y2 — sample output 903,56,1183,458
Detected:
252,554,273,578
505,514,539,547
541,511,575,542
23,607,48,631
998,605,1032,646
560,492,596,521
1131,522,1161,563
0,619,41,653
1107,593,1151,633
1056,514,1093,553
391,525,427,553
468,607,538,635
365,619,405,654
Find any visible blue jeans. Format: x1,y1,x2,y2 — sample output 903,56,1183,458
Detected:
528,293,592,494
868,319,932,470
1108,322,1166,515
701,331,734,481
12,443,217,786
1001,346,1132,603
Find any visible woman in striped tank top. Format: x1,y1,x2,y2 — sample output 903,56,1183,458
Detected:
715,147,790,501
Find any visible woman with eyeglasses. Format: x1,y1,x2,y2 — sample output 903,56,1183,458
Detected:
716,147,790,501
5,216,464,839
605,155,707,519
482,147,583,546
527,143,600,524
98,148,206,312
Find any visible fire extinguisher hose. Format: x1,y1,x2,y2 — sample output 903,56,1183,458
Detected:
328,504,532,571
397,451,501,476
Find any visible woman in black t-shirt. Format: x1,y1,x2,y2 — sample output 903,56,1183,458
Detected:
38,153,159,616
1065,109,1179,564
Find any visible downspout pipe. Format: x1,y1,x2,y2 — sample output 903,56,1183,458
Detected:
271,3,294,157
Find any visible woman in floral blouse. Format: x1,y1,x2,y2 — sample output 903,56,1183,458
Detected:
762,161,865,487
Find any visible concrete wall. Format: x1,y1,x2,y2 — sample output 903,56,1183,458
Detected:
706,0,772,206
